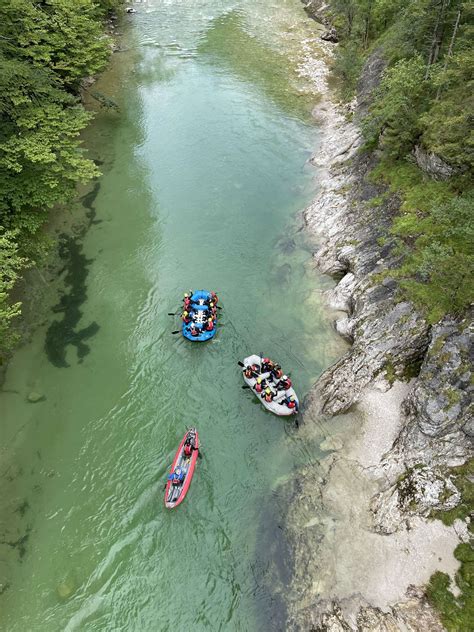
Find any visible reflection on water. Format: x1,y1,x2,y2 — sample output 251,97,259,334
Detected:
0,1,345,630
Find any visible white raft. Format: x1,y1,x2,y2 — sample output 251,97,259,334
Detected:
241,354,299,416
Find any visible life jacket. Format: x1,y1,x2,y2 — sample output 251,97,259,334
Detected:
184,444,192,457
211,292,218,304
191,328,199,336
244,368,253,378
287,400,296,409
182,313,191,323
273,368,283,379
265,393,273,402
282,378,292,389
255,382,263,393
206,320,214,331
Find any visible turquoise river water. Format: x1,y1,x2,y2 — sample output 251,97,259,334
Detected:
0,1,345,630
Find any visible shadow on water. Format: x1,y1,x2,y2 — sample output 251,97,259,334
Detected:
44,182,102,368
253,477,296,631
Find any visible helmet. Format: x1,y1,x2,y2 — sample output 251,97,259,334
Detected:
290,395,295,401
175,467,182,476
257,377,262,384
282,375,288,380
210,302,214,307
265,387,271,394
183,310,188,316
208,318,212,322
184,293,189,298
263,357,270,363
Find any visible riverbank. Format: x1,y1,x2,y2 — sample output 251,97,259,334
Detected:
285,7,473,630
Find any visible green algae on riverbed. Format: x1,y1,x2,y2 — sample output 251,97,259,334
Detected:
0,2,345,630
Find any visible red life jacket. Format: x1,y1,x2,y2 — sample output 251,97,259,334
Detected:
206,321,214,331
274,369,283,379
282,378,292,389
265,393,273,402
184,444,192,457
245,369,252,378
191,328,199,336
288,400,296,408
255,383,263,393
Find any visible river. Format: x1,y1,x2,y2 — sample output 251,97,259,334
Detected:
0,2,345,630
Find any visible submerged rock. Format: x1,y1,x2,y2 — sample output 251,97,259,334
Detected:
56,573,76,600
26,392,45,403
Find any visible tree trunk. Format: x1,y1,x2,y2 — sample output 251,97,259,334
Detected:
424,0,450,79
435,8,462,99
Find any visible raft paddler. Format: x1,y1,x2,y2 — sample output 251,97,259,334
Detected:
168,466,185,486
183,436,198,458
254,377,266,393
205,318,214,331
182,310,191,324
261,357,274,373
276,375,292,390
271,364,283,380
244,365,259,379
262,387,274,403
282,395,298,411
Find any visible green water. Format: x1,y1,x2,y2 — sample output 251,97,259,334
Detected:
0,2,344,630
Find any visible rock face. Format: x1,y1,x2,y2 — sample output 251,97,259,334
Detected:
371,465,461,535
302,1,332,26
391,315,474,467
286,21,473,632
413,145,457,180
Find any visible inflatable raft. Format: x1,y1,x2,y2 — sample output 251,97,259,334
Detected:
241,354,299,416
164,428,199,509
182,290,218,342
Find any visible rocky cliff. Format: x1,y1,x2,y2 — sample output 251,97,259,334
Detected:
286,8,473,630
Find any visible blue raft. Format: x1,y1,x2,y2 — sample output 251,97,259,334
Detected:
182,290,218,342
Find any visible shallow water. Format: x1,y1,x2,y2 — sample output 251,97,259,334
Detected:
0,2,344,630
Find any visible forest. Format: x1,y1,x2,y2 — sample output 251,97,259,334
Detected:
325,0,473,323
0,0,122,361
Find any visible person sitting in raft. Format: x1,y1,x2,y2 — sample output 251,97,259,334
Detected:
262,387,274,403
210,291,218,304
168,466,185,486
205,318,214,331
271,364,283,380
244,365,254,379
254,377,265,393
261,357,274,373
283,395,298,411
276,375,292,391
183,437,197,458
182,310,191,324
190,324,200,337
183,293,192,310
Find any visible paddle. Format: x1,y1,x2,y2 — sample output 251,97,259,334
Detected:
168,312,177,316
171,330,181,335
241,384,250,389
237,361,245,367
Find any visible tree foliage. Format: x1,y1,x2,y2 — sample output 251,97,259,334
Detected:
325,0,473,322
0,0,122,360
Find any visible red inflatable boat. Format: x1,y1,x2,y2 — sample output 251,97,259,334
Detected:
164,428,199,509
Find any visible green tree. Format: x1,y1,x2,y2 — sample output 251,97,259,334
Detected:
1,0,112,89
